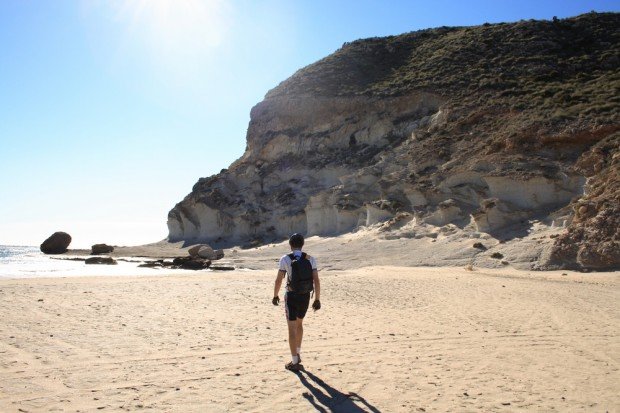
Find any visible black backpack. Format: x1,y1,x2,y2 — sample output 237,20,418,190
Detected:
287,253,314,294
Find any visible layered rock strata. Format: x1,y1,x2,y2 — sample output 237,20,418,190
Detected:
169,13,619,270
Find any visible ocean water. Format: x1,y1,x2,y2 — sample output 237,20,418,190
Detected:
0,245,183,279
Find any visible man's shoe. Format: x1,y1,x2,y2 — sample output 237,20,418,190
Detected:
285,361,301,372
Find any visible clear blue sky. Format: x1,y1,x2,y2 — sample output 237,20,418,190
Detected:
1,0,617,248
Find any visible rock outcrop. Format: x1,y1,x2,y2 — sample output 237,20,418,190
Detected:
549,135,620,270
172,257,211,270
168,13,619,270
91,244,114,255
188,244,225,260
85,257,117,265
40,232,72,254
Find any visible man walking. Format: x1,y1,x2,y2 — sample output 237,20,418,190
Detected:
272,233,321,371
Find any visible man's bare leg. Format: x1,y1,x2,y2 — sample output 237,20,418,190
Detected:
296,318,304,354
287,320,298,358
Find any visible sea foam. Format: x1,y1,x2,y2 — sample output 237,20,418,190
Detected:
0,245,183,279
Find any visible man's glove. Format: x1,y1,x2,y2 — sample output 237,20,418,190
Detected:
272,296,280,306
312,299,321,311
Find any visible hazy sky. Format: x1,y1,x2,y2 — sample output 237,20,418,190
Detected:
1,0,617,248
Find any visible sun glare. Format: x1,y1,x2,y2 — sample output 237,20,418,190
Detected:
114,0,229,58
82,0,231,79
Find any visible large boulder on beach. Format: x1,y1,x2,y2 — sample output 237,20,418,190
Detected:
91,244,114,255
188,244,224,260
40,232,72,254
188,244,209,257
198,246,225,260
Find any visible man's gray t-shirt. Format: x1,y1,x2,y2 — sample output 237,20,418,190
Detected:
279,250,318,288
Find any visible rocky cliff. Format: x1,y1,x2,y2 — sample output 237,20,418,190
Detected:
168,12,619,270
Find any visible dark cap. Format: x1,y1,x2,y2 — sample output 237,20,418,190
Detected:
289,233,305,248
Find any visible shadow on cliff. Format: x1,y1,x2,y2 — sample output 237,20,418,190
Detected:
179,235,287,250
485,221,531,241
486,208,564,241
295,369,381,413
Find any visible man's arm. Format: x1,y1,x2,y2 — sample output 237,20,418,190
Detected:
273,270,286,304
312,269,320,301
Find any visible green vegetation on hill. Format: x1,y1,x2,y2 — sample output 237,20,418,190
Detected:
268,12,619,125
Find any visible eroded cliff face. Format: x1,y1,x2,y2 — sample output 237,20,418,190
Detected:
168,93,444,242
168,13,619,270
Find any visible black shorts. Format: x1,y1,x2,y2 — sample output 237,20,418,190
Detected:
284,291,310,321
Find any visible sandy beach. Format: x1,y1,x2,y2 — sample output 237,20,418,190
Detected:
2,4,619,413
1,266,618,412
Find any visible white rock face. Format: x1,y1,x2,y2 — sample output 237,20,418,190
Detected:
424,200,462,226
484,176,585,209
472,198,531,233
366,204,395,226
167,92,587,247
237,94,444,165
405,189,428,207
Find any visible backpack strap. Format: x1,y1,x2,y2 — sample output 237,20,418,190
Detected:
301,252,307,260
288,253,296,261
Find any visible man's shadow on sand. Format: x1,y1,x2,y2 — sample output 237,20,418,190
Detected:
294,369,381,413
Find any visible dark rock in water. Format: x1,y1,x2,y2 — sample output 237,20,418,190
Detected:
491,252,504,259
138,257,218,270
91,244,114,255
210,266,235,271
172,256,211,270
50,257,85,262
40,232,72,254
85,257,117,265
472,242,487,250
